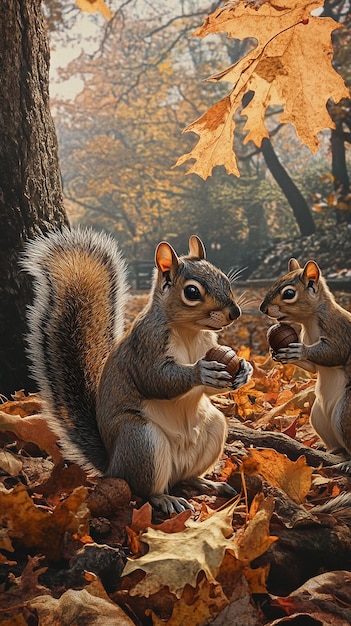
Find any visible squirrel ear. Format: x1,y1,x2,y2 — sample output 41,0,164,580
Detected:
188,235,206,259
155,242,179,274
288,258,300,271
302,260,320,286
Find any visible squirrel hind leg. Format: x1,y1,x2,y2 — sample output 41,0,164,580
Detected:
105,418,174,499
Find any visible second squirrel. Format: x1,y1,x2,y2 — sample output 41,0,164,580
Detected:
23,228,252,514
260,258,351,470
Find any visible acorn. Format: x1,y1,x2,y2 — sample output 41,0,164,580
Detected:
267,323,299,353
205,345,240,377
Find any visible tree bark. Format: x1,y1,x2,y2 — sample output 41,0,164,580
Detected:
261,138,316,236
0,0,68,397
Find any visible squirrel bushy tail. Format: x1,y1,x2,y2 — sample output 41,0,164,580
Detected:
23,227,128,474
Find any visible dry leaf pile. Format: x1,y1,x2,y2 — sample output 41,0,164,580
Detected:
1,291,351,625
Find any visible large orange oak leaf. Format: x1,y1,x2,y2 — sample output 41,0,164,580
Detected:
175,0,350,178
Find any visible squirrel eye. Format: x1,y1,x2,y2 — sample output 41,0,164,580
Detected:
184,284,201,301
181,279,205,306
281,287,297,301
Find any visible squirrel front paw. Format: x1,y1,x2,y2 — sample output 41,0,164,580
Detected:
197,358,233,388
231,358,253,390
272,342,304,363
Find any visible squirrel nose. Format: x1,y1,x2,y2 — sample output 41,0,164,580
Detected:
229,304,241,320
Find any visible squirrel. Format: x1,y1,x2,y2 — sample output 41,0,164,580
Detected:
23,227,253,514
260,258,351,469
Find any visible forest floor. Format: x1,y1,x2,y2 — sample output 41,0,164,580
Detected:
1,286,351,625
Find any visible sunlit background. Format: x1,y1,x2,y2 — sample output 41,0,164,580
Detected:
43,0,351,278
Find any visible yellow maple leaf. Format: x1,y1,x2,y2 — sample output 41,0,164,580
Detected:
175,0,350,179
122,498,240,599
76,0,112,20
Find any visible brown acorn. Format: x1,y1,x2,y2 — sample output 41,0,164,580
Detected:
267,323,299,353
205,345,240,377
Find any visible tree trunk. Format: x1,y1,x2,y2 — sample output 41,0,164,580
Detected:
0,0,68,397
261,137,316,236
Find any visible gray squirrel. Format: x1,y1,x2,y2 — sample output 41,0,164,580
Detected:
23,227,253,514
260,258,351,470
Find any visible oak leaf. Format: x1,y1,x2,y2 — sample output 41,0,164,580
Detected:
122,499,240,599
146,577,229,626
243,448,313,503
176,0,350,178
0,410,62,465
28,577,134,625
0,484,90,561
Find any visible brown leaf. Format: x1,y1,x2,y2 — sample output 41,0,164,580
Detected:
243,449,312,503
236,494,278,566
176,0,350,178
0,484,90,561
146,577,229,626
0,555,49,611
0,448,22,476
28,577,134,625
0,410,62,465
270,570,351,624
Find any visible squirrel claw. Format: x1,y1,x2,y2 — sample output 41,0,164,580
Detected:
231,359,253,390
330,460,351,474
149,494,195,515
185,476,237,497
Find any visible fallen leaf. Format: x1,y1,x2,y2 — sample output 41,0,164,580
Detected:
28,577,134,625
0,448,22,476
0,484,90,561
146,576,229,626
0,411,62,464
236,494,278,565
270,570,351,624
123,499,239,599
211,575,261,625
243,449,313,503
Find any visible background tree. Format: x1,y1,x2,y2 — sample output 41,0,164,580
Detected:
0,0,67,396
52,0,301,271
324,0,351,223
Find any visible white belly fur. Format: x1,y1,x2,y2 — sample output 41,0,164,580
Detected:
142,326,227,486
142,389,227,485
